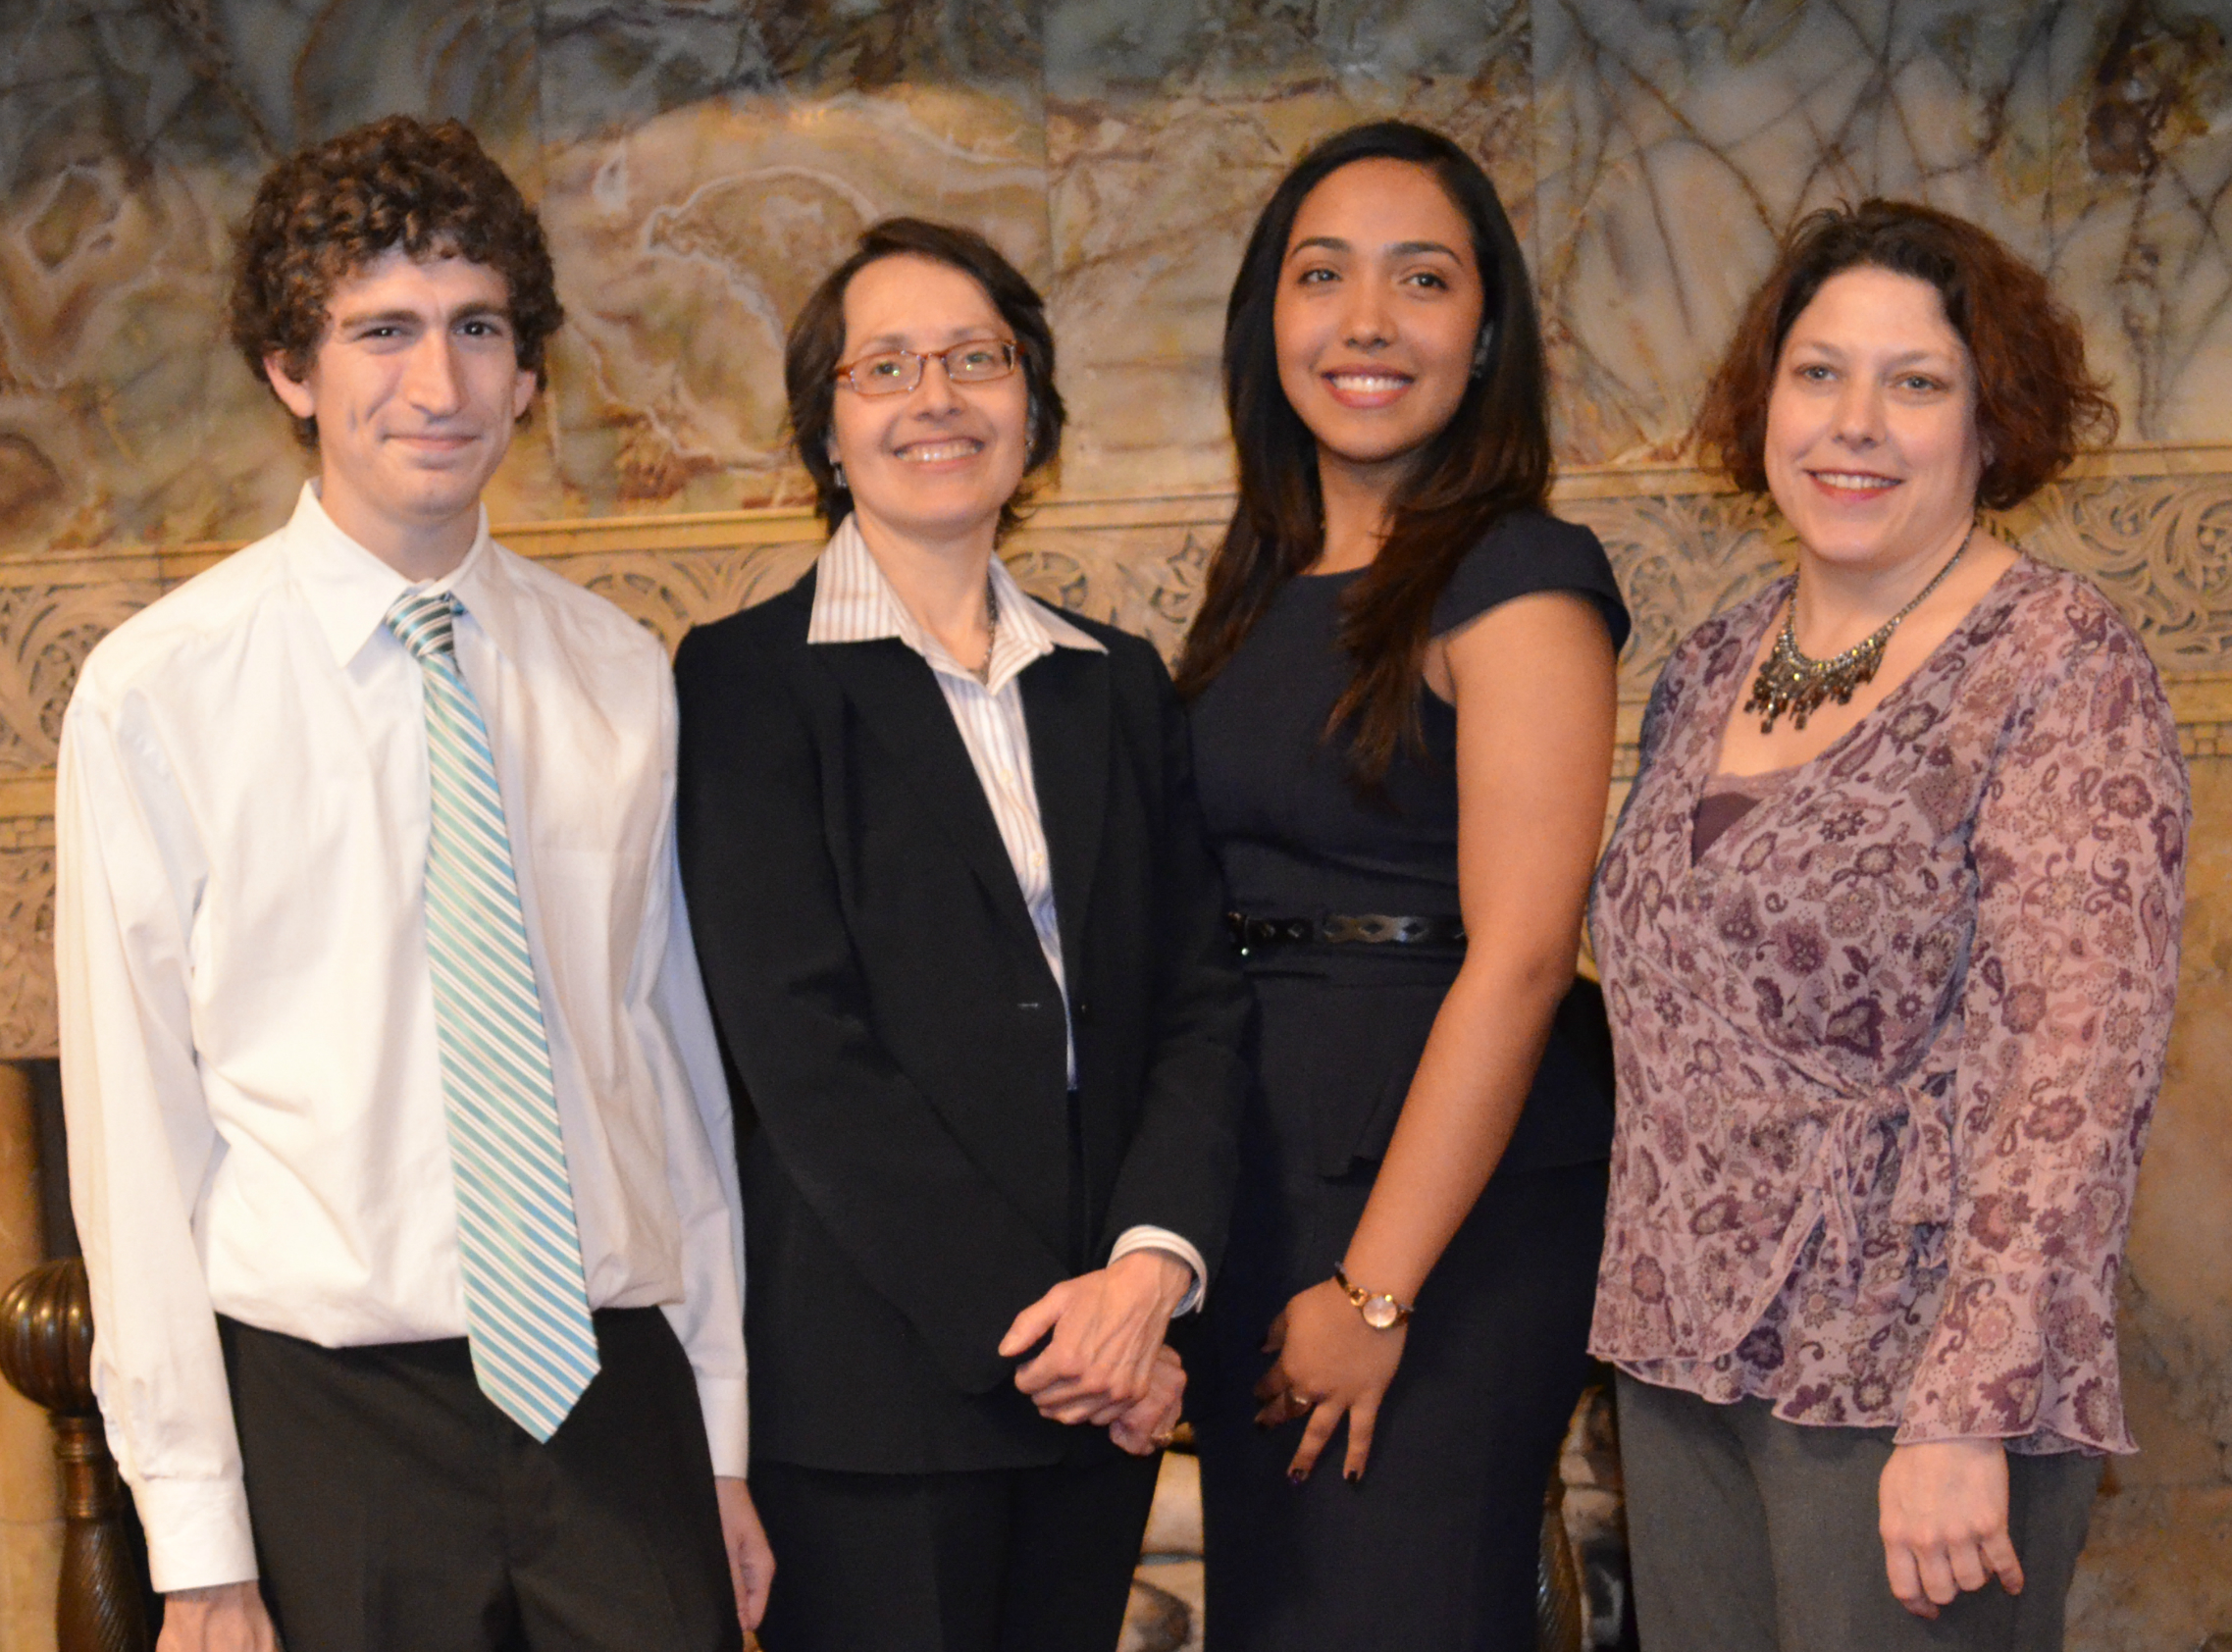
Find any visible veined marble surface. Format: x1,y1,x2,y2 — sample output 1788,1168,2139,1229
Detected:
1532,0,2059,462
10,1,2232,535
1533,1,2232,463
1043,0,1534,497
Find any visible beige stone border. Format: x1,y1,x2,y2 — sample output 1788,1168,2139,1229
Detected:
15,439,2232,578
3,444,2225,818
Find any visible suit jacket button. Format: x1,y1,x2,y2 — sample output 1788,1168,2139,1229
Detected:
1074,999,1092,1022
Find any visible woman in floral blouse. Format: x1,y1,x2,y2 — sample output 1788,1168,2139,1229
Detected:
1591,199,2188,1652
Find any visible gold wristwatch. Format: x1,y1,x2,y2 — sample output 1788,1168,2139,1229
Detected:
1332,1264,1413,1330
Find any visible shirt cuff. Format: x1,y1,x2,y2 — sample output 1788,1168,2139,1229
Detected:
1110,1225,1207,1315
133,1476,258,1594
695,1372,751,1478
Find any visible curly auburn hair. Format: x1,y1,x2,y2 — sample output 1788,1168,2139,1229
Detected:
229,115,564,449
783,217,1063,541
1693,198,2117,511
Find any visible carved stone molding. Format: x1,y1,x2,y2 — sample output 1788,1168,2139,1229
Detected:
0,468,2223,1058
0,835,54,1063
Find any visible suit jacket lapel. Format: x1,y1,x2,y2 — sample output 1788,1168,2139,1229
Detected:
809,640,1043,950
1022,646,1112,984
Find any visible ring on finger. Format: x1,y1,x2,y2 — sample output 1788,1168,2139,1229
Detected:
1288,1388,1314,1410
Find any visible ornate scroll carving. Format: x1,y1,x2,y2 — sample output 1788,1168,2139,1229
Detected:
550,542,824,653
1004,524,1213,663
2001,476,2232,671
0,839,55,1061
0,584,161,772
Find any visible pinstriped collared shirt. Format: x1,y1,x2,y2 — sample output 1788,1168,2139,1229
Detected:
806,513,1101,1029
805,515,1206,1306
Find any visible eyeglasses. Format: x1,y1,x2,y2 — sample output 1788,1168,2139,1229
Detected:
833,338,1019,396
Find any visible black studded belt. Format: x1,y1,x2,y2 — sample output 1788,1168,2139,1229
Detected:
1227,911,1467,954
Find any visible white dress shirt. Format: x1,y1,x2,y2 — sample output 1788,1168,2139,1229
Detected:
56,485,748,1592
805,517,1205,1309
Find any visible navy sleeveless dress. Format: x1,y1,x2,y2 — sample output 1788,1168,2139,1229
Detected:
1186,510,1630,1651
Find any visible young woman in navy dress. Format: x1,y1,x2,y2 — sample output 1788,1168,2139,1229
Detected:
1179,122,1630,1650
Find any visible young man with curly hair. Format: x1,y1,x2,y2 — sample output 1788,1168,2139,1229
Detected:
56,115,772,1652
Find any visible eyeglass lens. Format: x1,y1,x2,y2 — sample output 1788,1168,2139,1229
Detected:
845,340,1016,394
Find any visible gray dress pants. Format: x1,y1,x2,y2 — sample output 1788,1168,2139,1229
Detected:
1616,1372,2102,1652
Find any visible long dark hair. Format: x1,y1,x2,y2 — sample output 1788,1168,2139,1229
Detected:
1172,121,1552,786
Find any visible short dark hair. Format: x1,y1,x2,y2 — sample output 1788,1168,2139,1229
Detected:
1693,198,2116,511
229,115,564,450
1173,121,1552,787
783,218,1063,539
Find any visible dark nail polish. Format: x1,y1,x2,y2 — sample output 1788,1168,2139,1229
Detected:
1287,1468,1306,1485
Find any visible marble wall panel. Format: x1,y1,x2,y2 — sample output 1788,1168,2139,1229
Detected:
534,87,1051,518
2047,1,2232,443
1041,0,1535,500
529,0,1049,518
1531,0,2061,464
0,0,547,556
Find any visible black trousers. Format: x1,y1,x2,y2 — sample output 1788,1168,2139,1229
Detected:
217,1307,741,1652
1618,1373,2103,1652
748,1452,1162,1652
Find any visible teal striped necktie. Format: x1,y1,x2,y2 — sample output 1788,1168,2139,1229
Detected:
388,590,600,1439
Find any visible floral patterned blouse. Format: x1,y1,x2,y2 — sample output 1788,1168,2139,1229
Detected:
1589,557,2189,1455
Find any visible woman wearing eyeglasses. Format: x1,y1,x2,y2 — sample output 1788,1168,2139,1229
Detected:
672,218,1251,1652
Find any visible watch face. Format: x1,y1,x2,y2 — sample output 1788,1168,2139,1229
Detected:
1362,1296,1402,1330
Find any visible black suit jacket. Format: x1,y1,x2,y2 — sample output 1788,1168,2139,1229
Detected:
674,569,1250,1474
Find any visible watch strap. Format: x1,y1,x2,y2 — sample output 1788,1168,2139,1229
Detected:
1331,1263,1414,1329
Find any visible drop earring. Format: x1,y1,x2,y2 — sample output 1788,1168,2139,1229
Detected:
1471,325,1495,379
830,458,847,490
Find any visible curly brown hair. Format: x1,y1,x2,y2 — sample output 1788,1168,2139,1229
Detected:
783,217,1063,542
229,115,564,449
1693,199,2117,511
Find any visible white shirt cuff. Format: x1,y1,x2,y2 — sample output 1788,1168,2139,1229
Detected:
1110,1225,1208,1315
695,1372,751,1478
132,1476,259,1594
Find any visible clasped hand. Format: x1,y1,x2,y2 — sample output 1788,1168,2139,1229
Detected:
1879,1437,2024,1618
1253,1276,1406,1482
1000,1250,1191,1455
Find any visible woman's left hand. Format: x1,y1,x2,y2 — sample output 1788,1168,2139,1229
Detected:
1002,1249,1193,1423
1878,1438,2024,1617
1253,1278,1408,1481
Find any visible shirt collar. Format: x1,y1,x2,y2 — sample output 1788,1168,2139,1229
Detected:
285,482,511,667
805,514,1103,693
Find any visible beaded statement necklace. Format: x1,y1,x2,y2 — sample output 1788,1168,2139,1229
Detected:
1742,523,1975,734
